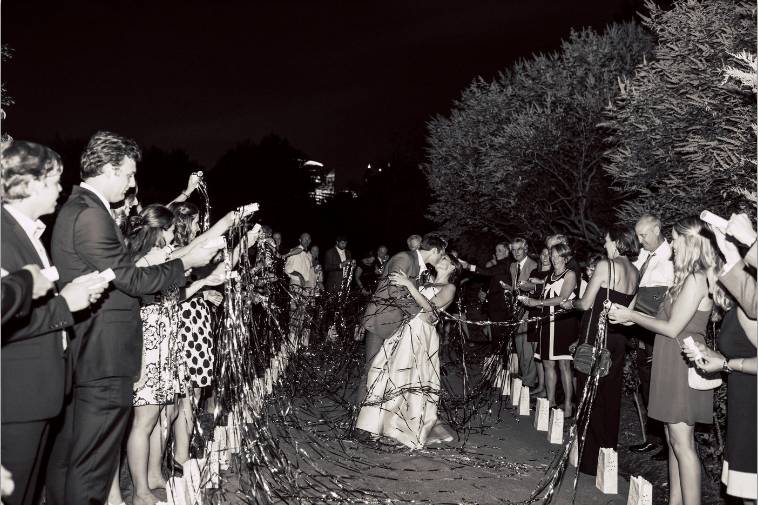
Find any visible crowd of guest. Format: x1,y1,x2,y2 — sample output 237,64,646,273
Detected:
0,133,270,505
454,215,756,505
1,133,755,505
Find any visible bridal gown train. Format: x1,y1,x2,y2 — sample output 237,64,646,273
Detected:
356,286,453,449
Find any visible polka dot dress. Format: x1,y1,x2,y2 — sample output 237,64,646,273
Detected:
179,296,214,388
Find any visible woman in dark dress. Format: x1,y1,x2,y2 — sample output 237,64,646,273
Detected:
610,216,728,505
683,221,756,503
561,225,640,475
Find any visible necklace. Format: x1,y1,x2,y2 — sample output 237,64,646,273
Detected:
551,268,567,281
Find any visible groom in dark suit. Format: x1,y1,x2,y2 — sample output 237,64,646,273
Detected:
356,233,447,406
46,131,218,505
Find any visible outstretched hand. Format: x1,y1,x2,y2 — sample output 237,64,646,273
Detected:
389,271,412,289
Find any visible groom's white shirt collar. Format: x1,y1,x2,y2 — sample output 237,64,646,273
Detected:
416,250,427,275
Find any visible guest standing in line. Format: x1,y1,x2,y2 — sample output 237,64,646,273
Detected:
46,131,217,505
629,214,674,458
560,225,640,472
610,216,728,505
521,242,576,415
1,141,107,505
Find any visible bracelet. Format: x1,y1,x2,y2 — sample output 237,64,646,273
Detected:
181,191,189,198
722,359,733,373
738,358,745,373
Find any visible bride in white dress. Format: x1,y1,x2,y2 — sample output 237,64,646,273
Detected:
356,255,461,449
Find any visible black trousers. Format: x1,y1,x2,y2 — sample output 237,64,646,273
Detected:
1,419,50,505
45,377,133,505
576,330,627,475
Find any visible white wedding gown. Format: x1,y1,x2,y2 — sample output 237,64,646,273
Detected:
356,286,453,449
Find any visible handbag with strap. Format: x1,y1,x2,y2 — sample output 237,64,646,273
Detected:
573,260,614,377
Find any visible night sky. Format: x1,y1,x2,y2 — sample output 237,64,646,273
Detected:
3,0,637,188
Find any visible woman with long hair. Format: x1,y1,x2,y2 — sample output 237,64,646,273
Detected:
124,204,220,505
168,201,259,466
610,216,729,505
560,225,640,474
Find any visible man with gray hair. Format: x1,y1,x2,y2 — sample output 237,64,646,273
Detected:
630,214,673,458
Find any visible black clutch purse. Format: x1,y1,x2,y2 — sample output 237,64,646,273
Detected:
634,286,668,316
573,260,614,378
573,343,611,377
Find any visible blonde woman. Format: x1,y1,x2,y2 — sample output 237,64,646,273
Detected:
610,216,729,505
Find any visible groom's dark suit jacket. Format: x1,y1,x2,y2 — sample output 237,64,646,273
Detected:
1,208,74,423
361,250,423,339
51,185,187,383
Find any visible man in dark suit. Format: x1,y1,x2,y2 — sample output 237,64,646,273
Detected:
1,141,108,505
505,238,539,388
357,233,447,407
46,131,218,505
324,235,353,295
459,242,512,352
2,265,53,325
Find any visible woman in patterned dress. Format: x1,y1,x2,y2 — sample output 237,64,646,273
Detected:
520,242,578,417
169,201,259,465
125,205,224,505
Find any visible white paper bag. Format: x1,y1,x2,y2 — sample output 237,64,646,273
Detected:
533,398,550,431
166,476,189,505
518,385,530,415
626,475,653,505
548,408,563,444
508,352,519,373
569,439,578,467
501,371,511,396
595,447,618,494
226,416,241,456
182,458,203,504
688,367,722,390
511,378,522,406
265,369,273,395
204,449,221,489
213,426,229,470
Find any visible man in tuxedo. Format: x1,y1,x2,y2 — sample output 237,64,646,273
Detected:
1,141,108,505
324,236,353,295
357,233,447,407
46,131,218,505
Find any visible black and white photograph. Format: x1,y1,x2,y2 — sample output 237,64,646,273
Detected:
0,1,756,504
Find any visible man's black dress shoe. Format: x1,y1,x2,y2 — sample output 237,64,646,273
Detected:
652,447,668,461
629,441,659,453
